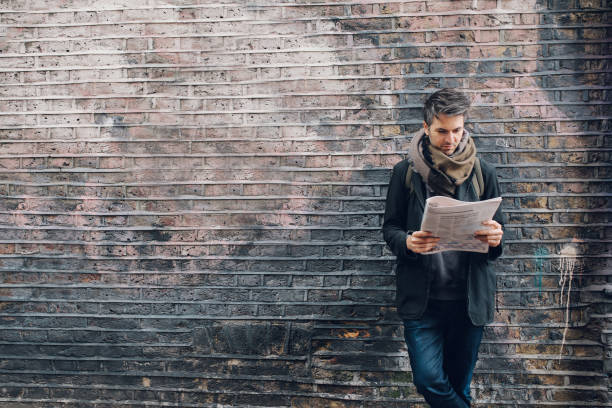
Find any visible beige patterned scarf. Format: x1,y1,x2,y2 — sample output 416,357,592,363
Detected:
408,128,477,196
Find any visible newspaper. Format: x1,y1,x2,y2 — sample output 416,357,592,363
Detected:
420,196,502,254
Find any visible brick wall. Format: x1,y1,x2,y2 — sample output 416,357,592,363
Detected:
0,0,609,406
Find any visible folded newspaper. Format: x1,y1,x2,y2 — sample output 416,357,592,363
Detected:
420,196,502,254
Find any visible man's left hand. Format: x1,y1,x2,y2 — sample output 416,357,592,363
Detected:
474,220,503,247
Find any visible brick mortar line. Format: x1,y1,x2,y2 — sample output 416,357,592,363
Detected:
0,342,193,347
0,151,550,158
3,100,611,110
0,399,394,408
312,349,601,357
0,135,612,143
3,135,610,142
0,399,379,408
0,314,599,327
0,194,609,203
3,2,609,11
310,367,608,377
0,283,596,291
3,8,610,27
0,329,190,334
0,376,604,389
1,136,609,143
489,208,610,213
0,399,600,408
0,253,608,260
1,85,610,96
1,117,606,128
1,225,387,230
1,177,610,185
0,308,599,317
2,238,612,250
6,23,612,42
0,334,602,346
446,402,609,406
0,153,608,159
3,239,389,245
3,38,611,58
0,152,607,160
2,70,611,86
0,354,308,362
0,294,595,301
0,223,606,230
1,222,606,228
0,271,604,278
0,393,413,405
314,340,603,349
314,321,602,329
0,1,409,12
0,208,608,215
3,35,610,52
1,101,610,113
384,133,612,138
0,1,606,11
1,241,606,248
0,208,607,215
0,351,602,363
2,135,603,142
131,167,607,172
1,163,608,171
0,388,599,408
332,326,606,334
0,185,608,193
2,57,610,74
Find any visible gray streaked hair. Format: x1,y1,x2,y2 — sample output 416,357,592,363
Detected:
423,88,471,126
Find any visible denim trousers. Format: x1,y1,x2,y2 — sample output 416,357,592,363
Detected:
403,299,483,408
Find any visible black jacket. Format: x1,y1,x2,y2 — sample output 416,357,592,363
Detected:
382,158,504,326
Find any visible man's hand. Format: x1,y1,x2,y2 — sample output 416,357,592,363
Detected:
474,220,503,247
406,231,440,253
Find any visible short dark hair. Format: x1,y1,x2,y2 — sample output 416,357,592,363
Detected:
423,88,471,126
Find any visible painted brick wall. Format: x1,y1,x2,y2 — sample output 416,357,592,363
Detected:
0,0,609,406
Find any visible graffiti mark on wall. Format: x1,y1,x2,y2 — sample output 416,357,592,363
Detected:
557,242,581,358
534,247,548,297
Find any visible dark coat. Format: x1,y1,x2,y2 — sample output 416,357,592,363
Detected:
382,157,504,326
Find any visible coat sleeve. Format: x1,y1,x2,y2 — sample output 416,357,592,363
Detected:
382,162,417,261
481,160,505,261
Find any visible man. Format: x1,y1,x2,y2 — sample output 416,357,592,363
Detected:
382,88,504,407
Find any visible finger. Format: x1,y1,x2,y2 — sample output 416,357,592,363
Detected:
411,243,438,252
412,231,437,238
413,238,440,244
485,232,503,239
488,239,501,247
481,220,499,228
410,234,440,241
474,229,502,236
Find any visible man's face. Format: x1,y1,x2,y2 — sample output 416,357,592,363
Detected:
423,113,465,156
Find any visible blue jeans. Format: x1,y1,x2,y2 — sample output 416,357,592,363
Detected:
403,299,483,408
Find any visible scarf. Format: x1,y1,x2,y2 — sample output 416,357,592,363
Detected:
408,128,477,196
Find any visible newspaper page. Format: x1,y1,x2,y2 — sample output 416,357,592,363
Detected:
420,196,502,254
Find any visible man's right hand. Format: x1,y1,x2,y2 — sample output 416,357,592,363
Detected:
406,231,440,253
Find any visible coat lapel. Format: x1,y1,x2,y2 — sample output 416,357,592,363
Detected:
411,171,426,210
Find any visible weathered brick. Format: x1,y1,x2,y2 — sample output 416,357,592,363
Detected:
0,1,606,406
